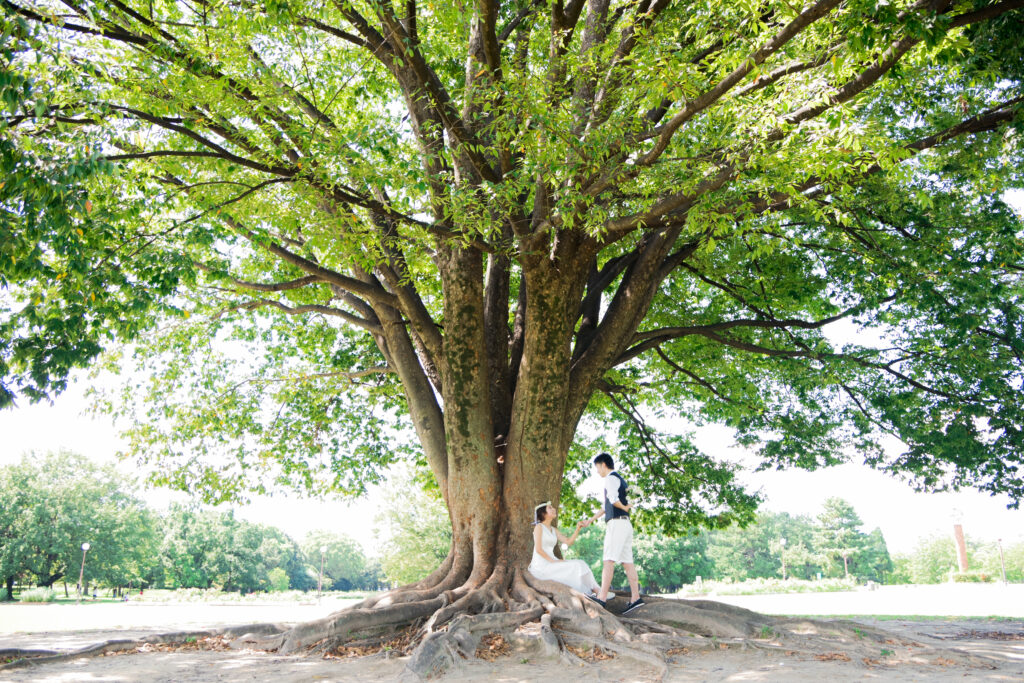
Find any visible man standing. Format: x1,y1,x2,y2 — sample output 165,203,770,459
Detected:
584,452,644,613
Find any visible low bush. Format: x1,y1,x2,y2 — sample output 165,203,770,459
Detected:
268,568,290,592
18,587,56,603
952,572,994,583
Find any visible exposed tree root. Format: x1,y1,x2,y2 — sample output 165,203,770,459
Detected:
402,606,545,679
4,581,1007,680
276,596,448,654
0,623,285,672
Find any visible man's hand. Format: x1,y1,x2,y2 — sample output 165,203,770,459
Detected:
577,519,588,530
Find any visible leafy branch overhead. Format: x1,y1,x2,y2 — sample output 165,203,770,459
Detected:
1,0,1022,515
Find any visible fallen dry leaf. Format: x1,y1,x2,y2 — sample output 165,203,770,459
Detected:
565,644,616,662
475,633,511,661
814,652,851,662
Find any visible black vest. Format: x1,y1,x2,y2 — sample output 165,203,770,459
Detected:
603,471,629,521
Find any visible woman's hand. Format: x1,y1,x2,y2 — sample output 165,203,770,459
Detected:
576,519,587,530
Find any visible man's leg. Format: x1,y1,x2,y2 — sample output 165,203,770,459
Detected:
597,560,615,600
623,562,640,602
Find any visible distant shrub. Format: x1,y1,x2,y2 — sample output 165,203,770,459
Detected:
268,568,290,592
19,588,56,603
952,572,994,583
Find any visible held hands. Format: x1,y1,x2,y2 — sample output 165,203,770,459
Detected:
576,519,588,530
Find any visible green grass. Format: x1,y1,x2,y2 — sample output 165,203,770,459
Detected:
133,588,376,604
798,614,1021,622
677,577,858,596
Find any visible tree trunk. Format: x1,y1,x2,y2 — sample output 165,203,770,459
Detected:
952,524,969,573
3,576,12,601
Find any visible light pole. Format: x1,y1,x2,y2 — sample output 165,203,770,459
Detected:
318,545,327,602
780,538,787,581
997,539,1007,585
77,542,90,604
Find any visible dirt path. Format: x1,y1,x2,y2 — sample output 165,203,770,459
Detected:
3,588,1023,681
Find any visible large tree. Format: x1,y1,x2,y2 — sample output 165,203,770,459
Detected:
2,0,1023,674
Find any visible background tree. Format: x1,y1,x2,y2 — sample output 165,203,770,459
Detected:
0,458,38,599
160,505,313,593
708,511,820,581
976,539,1024,582
632,534,715,593
374,471,452,586
896,533,959,584
0,451,159,597
814,497,865,578
851,527,894,583
3,0,1023,668
302,530,371,591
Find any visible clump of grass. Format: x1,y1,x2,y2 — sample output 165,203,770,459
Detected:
18,587,56,603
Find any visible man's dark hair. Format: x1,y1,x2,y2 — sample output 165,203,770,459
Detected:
593,452,614,469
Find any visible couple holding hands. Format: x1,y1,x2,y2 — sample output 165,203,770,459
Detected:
529,453,645,614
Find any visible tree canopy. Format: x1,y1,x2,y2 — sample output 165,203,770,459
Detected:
1,1,1022,578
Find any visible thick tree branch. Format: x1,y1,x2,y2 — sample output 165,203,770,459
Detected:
225,297,381,333
194,265,322,294
618,296,897,365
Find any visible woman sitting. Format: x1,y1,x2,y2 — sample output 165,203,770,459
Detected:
528,502,610,599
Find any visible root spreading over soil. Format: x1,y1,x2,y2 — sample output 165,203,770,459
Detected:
2,572,1015,681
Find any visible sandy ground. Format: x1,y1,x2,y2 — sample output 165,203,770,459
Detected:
2,586,1023,681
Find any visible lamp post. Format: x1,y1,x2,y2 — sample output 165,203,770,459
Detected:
997,539,1007,585
318,545,327,602
77,542,90,604
780,538,787,581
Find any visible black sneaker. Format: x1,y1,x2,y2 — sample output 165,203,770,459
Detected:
586,594,606,608
622,597,645,614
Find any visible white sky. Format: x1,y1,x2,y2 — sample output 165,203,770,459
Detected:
1,373,1021,557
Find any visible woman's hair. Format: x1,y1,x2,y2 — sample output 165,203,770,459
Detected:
535,502,550,524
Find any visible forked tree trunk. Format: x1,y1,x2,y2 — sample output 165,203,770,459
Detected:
410,244,593,592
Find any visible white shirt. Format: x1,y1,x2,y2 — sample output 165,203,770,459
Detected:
604,470,622,506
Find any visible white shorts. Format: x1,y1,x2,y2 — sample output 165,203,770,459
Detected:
603,518,634,564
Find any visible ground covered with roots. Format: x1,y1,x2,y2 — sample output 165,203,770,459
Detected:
5,574,1020,681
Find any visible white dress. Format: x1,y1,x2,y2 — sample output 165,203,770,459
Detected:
528,524,601,595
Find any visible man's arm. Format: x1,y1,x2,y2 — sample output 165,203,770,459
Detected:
604,475,631,513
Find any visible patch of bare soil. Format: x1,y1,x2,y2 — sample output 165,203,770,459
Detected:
1,618,1023,682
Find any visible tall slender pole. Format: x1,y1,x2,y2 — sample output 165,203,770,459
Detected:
997,539,1007,585
77,542,90,604
318,546,327,602
780,538,787,581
